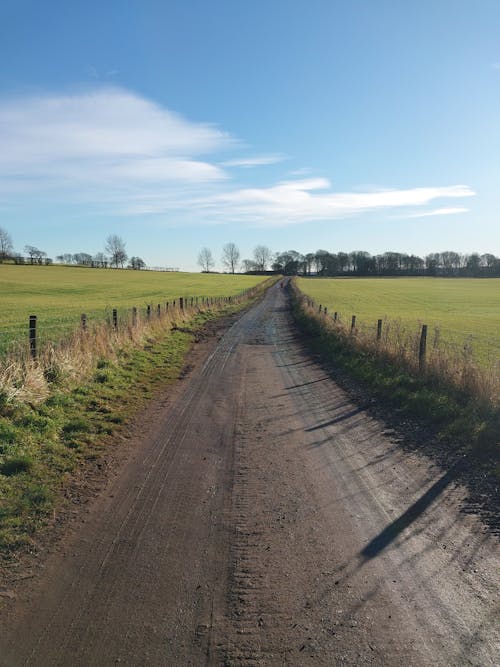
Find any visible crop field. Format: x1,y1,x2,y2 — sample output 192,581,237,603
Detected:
296,277,500,368
0,265,266,354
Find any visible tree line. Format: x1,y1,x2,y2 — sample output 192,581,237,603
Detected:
0,229,148,270
2,225,499,277
199,245,500,277
272,249,500,277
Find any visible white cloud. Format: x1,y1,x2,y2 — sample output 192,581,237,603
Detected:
0,87,230,176
404,207,469,219
0,86,476,228
222,154,286,167
205,182,475,226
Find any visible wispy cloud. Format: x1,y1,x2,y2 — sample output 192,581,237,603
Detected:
204,181,475,226
222,154,286,168
0,86,476,227
403,207,469,219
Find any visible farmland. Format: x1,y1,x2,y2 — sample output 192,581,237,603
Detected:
296,277,500,367
0,265,266,353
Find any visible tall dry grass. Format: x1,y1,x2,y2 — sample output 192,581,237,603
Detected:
0,283,271,407
294,285,499,407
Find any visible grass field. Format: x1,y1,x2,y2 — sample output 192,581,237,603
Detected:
0,265,266,353
296,277,500,367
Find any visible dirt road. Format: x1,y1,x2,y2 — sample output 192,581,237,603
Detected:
1,283,498,665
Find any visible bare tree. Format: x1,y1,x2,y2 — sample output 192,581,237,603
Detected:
93,252,108,268
241,259,256,273
198,247,215,272
221,242,240,274
105,235,127,268
253,244,272,271
24,245,47,264
128,256,146,270
0,226,13,262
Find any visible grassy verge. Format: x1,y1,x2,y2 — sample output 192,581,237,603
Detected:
290,281,499,470
0,278,276,558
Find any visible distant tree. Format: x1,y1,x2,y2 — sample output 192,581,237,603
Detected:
105,235,127,268
128,256,146,270
304,253,315,275
198,247,215,272
73,252,93,266
241,259,257,273
465,253,481,277
55,253,74,264
93,252,108,268
273,250,303,275
24,245,47,264
0,226,13,262
221,242,240,274
253,245,272,271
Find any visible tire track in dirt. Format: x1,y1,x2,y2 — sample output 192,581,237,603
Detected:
0,283,498,666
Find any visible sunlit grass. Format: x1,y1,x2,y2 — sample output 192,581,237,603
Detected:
0,264,266,352
296,277,500,367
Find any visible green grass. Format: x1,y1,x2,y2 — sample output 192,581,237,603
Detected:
297,277,500,367
0,283,273,557
0,265,266,353
291,287,499,466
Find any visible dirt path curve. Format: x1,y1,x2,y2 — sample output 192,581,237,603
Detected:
1,283,499,666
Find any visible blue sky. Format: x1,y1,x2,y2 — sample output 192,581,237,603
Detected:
1,1,499,270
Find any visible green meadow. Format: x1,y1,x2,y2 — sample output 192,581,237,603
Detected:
296,277,500,366
0,265,266,353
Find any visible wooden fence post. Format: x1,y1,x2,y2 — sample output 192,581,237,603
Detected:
132,307,137,327
179,297,184,310
81,313,87,331
157,303,161,318
377,319,382,341
334,312,338,321
147,304,151,321
112,308,118,329
419,324,428,369
29,315,37,359
351,315,356,332
324,307,328,315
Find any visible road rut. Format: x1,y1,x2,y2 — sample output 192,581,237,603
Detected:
0,283,498,665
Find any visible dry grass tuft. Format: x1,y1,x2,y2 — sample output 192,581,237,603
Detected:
0,281,274,407
295,286,499,407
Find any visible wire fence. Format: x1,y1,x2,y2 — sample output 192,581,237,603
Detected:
297,291,500,404
0,285,264,362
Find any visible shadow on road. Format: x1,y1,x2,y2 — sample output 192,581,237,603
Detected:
360,462,464,560
305,407,365,432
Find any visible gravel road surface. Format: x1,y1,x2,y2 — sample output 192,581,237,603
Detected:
1,283,498,666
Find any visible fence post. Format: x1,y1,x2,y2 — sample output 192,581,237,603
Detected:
318,304,322,313
29,315,37,359
132,307,137,327
157,303,161,318
377,319,382,341
334,312,338,321
324,307,328,315
419,324,428,369
112,308,118,329
81,313,87,331
147,304,151,321
179,297,184,310
351,315,356,332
